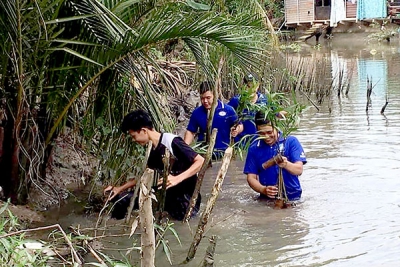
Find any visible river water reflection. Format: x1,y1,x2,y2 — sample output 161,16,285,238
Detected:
47,34,400,266
156,35,400,267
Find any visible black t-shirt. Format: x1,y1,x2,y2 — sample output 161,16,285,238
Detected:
147,133,198,197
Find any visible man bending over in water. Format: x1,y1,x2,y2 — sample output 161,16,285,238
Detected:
104,109,204,220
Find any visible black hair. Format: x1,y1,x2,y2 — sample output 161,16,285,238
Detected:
243,73,259,84
120,109,153,133
199,81,214,95
255,110,271,126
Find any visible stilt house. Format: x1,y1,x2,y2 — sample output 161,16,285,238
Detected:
284,0,388,27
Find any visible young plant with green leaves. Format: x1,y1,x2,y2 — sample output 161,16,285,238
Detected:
233,86,307,152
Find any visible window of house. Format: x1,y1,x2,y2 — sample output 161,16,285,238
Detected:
315,0,331,6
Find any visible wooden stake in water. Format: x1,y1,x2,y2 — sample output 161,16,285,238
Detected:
139,168,155,267
201,235,217,267
184,128,217,222
366,76,373,112
185,147,233,263
125,141,153,224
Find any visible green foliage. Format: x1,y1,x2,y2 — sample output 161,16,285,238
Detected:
155,221,181,265
313,43,322,50
86,250,135,267
186,0,211,11
367,22,399,43
280,43,301,52
232,84,306,153
0,202,50,267
225,0,283,19
263,0,284,18
0,0,267,203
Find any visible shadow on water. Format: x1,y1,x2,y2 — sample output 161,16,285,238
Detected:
40,34,400,266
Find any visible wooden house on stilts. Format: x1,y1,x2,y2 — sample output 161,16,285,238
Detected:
284,0,391,41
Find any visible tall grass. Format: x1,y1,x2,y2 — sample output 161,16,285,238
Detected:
262,51,353,111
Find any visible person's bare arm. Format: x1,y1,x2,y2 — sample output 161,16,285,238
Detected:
164,154,204,188
104,179,137,200
247,173,277,198
184,130,195,145
277,157,303,176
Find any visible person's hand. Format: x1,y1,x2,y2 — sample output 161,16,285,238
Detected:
103,185,121,201
230,125,241,137
157,174,181,189
276,156,288,169
277,110,288,119
262,185,278,198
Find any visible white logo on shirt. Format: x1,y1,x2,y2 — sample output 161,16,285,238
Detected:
219,111,227,116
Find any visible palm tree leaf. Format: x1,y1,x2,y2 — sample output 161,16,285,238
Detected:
49,47,104,66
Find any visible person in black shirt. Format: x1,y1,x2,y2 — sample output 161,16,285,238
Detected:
104,110,204,220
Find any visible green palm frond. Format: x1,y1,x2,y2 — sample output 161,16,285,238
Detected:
131,4,265,67
106,0,156,27
183,37,215,78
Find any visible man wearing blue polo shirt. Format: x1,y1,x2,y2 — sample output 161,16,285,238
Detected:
244,110,306,201
227,73,267,145
184,81,243,158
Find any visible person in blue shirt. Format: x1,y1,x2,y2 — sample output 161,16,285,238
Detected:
184,81,243,158
244,110,306,202
227,73,268,145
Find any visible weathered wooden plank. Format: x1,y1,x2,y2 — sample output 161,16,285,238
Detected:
346,2,357,18
285,0,299,24
299,1,315,22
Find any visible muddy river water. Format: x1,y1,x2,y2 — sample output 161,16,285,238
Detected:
46,33,400,266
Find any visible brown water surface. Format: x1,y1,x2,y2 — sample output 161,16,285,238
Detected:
159,35,400,267
45,34,400,266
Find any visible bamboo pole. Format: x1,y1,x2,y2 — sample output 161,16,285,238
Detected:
185,147,233,263
139,168,155,267
125,141,153,224
183,128,217,222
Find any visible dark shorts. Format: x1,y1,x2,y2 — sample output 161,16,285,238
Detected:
110,191,201,221
165,193,201,221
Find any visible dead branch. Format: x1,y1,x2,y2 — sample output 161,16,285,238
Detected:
184,128,217,222
185,147,233,263
139,168,155,267
159,149,173,222
380,94,389,115
366,76,373,112
0,224,82,266
126,141,153,223
201,235,217,267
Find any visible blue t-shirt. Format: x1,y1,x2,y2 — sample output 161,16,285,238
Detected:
227,92,267,143
186,100,238,151
243,134,307,200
